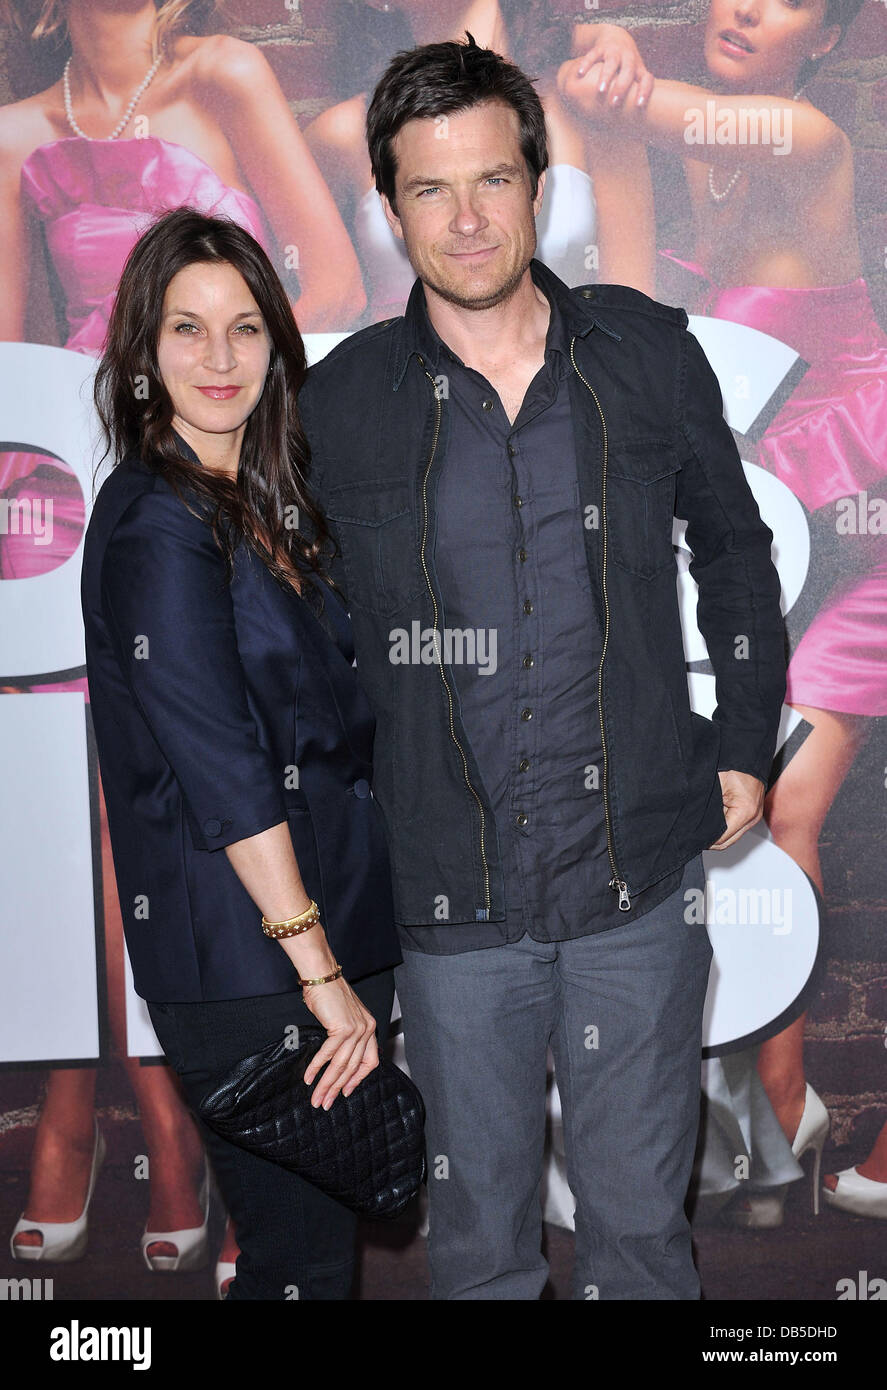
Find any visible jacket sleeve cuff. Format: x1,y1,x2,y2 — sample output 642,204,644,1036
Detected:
715,724,778,784
186,801,288,852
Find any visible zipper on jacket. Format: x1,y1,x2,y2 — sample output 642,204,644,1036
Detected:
569,337,631,912
418,364,492,919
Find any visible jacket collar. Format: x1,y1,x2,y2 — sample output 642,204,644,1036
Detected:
122,428,202,469
390,256,621,391
171,427,202,465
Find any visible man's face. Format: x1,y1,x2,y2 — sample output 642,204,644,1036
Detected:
380,98,545,311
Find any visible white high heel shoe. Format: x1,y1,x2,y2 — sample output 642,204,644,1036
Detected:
141,1159,211,1272
822,1166,887,1219
792,1082,830,1216
724,1082,830,1228
215,1260,237,1299
10,1117,106,1263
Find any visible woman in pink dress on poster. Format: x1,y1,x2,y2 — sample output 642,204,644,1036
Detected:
1,0,364,1290
558,0,887,1224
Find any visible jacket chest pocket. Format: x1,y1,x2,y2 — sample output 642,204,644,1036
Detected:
605,441,683,581
325,478,426,618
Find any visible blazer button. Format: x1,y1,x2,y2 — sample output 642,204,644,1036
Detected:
353,778,370,798
204,818,222,836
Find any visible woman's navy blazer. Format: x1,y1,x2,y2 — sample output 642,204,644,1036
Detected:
80,433,402,1003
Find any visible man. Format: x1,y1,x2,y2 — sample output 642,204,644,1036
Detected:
298,35,786,1299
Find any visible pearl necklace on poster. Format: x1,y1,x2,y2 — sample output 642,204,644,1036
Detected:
708,84,807,203
63,52,164,141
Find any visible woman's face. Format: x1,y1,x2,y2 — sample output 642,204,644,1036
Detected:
704,0,841,91
156,261,272,462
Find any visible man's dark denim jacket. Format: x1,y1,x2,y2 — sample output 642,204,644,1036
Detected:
298,257,787,927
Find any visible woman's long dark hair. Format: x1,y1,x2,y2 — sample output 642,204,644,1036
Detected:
798,0,866,87
93,205,333,598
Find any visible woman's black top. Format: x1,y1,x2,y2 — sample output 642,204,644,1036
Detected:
80,433,402,1002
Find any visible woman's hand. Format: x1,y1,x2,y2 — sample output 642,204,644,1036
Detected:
300,975,380,1110
562,23,654,114
222,824,381,1109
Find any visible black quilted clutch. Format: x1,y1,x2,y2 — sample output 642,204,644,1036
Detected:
196,1025,426,1219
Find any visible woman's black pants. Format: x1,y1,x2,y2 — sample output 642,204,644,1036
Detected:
146,968,395,1300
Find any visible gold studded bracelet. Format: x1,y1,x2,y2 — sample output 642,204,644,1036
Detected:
298,964,343,988
261,899,321,939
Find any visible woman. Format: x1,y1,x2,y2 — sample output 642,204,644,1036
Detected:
3,0,363,1285
78,205,403,1299
2,0,365,336
558,0,886,1223
306,0,657,321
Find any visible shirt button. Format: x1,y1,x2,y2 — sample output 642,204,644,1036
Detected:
514,495,523,508
520,708,533,721
518,548,527,563
352,778,370,798
204,818,222,837
518,759,530,772
482,399,494,411
523,653,534,668
523,599,533,615
516,812,528,827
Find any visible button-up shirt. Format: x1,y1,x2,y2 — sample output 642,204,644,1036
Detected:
398,280,683,954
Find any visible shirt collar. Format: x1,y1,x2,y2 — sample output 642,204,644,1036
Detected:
391,255,621,391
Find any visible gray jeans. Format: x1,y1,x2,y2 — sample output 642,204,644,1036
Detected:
395,854,711,1300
